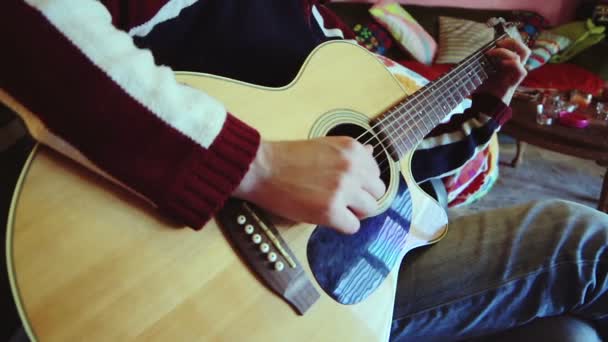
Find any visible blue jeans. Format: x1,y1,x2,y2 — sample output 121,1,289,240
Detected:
390,200,608,341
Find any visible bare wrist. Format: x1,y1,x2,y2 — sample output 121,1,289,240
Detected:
234,141,271,200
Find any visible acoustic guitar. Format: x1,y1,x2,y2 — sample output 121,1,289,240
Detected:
5,22,515,341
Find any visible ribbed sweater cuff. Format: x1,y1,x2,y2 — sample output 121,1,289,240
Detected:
472,93,513,126
164,114,260,229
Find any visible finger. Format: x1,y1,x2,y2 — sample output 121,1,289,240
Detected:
347,189,379,219
486,48,526,75
502,59,528,82
329,207,361,234
496,38,531,63
352,146,384,198
498,38,531,60
486,47,521,64
362,176,386,200
356,144,381,178
493,59,527,84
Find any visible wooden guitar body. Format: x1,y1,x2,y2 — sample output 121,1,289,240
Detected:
6,41,448,341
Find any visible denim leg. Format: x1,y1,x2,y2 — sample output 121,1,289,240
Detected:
390,200,608,341
474,315,602,341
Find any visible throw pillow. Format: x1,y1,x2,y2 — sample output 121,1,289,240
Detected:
352,22,394,55
525,31,571,70
369,2,437,65
435,16,495,64
509,11,550,47
549,19,605,63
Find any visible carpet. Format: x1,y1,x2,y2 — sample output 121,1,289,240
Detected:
448,137,605,218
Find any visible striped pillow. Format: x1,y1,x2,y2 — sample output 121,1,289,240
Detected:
525,31,571,70
369,2,437,65
435,16,494,64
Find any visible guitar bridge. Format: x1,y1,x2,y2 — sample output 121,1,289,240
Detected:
216,198,320,315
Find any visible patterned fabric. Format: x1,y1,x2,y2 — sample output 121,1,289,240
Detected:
509,11,550,47
444,148,490,202
525,31,571,70
444,135,500,207
308,177,412,304
435,16,494,64
307,58,504,304
369,2,437,65
378,57,500,205
352,22,394,55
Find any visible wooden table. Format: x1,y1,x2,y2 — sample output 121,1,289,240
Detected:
501,99,608,213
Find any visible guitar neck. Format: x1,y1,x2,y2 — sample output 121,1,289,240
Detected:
375,35,505,161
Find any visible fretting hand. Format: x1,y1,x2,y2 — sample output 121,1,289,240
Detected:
234,137,386,234
477,37,531,105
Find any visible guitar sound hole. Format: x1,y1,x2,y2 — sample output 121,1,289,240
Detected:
326,124,391,187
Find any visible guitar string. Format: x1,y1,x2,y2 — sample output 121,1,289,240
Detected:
367,40,501,173
356,32,507,151
357,34,506,163
374,51,492,161
389,49,494,152
373,52,493,174
363,36,505,156
375,53,493,172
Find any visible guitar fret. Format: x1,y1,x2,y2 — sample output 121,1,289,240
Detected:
378,33,504,159
446,91,459,109
418,100,432,133
478,63,490,80
471,72,482,87
465,78,477,93
429,91,445,122
378,116,405,158
458,86,469,99
390,113,408,156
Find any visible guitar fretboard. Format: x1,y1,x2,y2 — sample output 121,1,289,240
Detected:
374,35,504,161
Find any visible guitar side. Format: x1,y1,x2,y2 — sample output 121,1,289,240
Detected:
7,41,447,341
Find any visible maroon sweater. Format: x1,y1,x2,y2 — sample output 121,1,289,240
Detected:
0,0,509,228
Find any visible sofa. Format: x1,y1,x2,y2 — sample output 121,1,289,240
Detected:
327,2,608,88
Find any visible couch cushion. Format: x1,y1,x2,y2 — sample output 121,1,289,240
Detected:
328,3,519,61
434,16,494,64
369,2,437,65
521,63,605,95
525,31,571,70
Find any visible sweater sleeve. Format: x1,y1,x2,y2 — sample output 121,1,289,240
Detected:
0,0,260,229
411,93,511,183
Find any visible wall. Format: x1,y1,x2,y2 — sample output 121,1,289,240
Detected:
333,0,583,25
